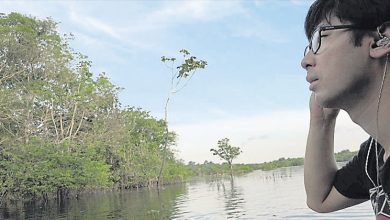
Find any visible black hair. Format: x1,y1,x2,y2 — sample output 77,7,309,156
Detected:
305,0,390,46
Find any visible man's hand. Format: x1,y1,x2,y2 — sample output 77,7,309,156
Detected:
305,93,367,213
309,93,340,124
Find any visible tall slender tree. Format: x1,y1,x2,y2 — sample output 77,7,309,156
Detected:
157,49,207,187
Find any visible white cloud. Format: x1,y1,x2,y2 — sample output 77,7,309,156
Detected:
254,0,314,7
60,0,246,50
230,22,289,43
139,0,244,29
66,4,124,40
289,0,316,6
5,1,289,50
1,1,50,18
72,14,122,40
172,109,368,164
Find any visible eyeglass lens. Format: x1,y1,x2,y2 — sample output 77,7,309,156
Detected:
311,29,320,53
304,29,320,56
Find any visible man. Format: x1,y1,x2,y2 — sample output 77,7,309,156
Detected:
301,0,390,218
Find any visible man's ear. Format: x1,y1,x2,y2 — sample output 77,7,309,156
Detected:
370,37,390,58
371,26,390,58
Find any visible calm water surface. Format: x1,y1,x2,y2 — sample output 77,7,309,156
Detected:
0,165,374,219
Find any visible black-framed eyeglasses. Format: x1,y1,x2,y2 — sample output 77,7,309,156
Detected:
304,25,361,56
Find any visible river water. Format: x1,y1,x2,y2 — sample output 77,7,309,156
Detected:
0,165,374,219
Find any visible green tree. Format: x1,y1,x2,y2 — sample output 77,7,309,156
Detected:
157,49,207,186
210,138,242,177
0,12,117,201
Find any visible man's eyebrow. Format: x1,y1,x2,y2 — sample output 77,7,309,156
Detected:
316,22,333,29
310,24,324,36
312,23,327,32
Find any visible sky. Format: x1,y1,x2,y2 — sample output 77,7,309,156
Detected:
1,0,369,164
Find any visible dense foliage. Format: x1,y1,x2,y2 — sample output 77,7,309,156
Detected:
0,12,191,203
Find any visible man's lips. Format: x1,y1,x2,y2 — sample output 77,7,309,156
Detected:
306,75,318,83
306,75,319,90
308,80,319,91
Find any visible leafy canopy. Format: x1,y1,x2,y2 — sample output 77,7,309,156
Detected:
210,138,242,165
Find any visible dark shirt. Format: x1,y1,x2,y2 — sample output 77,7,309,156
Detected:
333,137,390,218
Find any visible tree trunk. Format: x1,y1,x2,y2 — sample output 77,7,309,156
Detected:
157,95,171,187
229,163,233,178
68,102,77,139
0,190,7,206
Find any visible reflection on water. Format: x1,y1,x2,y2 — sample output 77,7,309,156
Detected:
0,185,187,220
0,165,375,219
222,179,246,219
210,178,246,219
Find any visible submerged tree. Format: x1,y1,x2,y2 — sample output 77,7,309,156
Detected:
210,138,242,177
157,49,207,187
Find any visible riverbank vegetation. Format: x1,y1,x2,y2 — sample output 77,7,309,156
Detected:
186,149,358,174
0,12,192,203
255,149,357,171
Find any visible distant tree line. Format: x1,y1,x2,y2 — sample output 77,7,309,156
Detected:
186,149,358,175
253,149,357,171
187,161,254,176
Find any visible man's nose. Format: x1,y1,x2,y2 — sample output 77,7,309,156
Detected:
301,52,315,70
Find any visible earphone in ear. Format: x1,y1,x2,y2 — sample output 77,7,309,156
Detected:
376,37,390,47
376,21,390,47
